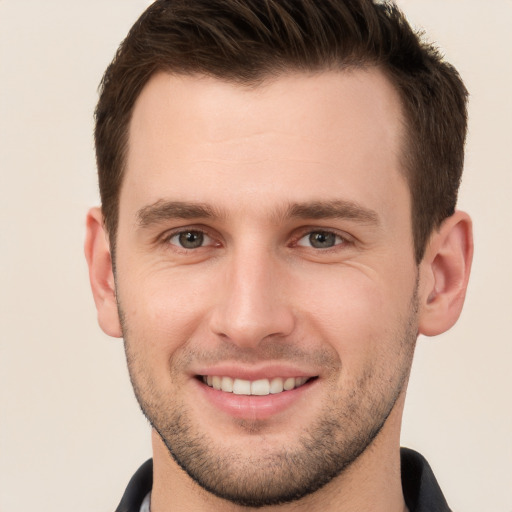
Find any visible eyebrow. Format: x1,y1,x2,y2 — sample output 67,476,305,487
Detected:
284,200,379,225
137,200,221,227
136,199,379,228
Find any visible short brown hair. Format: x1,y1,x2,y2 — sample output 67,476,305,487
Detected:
95,0,468,262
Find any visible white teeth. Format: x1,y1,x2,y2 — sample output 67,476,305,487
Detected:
296,377,308,387
233,378,251,395
202,376,311,395
212,376,222,390
251,379,270,396
269,377,284,394
221,376,234,392
283,377,295,391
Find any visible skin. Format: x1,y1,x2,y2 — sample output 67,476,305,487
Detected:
85,69,473,511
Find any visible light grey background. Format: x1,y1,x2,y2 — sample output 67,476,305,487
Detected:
1,1,510,511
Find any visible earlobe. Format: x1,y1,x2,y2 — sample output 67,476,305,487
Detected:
418,211,473,337
84,207,122,338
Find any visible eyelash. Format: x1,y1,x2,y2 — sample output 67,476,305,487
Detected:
294,229,350,250
162,227,218,251
160,227,353,252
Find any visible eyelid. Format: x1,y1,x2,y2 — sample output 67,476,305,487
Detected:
156,224,355,250
292,227,355,248
168,231,213,248
160,225,221,248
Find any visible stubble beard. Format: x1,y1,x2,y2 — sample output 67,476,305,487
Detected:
120,292,418,508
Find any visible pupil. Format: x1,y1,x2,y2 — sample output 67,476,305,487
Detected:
179,231,204,248
310,232,335,248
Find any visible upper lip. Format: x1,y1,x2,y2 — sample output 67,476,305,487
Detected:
192,363,319,381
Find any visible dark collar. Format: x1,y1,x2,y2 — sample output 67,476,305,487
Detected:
115,459,152,512
115,448,451,512
401,447,452,511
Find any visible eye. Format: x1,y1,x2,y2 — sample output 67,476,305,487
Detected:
168,230,213,249
296,230,345,249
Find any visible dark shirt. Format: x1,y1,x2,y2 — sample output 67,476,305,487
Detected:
115,447,451,512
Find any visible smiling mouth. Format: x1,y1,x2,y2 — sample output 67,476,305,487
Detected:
199,376,316,396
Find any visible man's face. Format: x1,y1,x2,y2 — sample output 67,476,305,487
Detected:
115,70,419,506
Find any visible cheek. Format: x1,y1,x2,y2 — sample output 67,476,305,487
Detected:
293,265,414,366
118,265,216,361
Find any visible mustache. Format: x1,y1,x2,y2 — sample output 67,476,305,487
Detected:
170,338,341,371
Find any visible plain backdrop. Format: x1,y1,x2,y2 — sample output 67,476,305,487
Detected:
1,1,511,511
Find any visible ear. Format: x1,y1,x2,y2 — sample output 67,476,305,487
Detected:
418,211,473,337
84,207,122,338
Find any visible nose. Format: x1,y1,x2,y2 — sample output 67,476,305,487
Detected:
209,247,295,348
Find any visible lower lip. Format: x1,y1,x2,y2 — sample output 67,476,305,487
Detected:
195,378,316,421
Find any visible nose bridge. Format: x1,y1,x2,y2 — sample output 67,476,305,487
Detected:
210,241,294,346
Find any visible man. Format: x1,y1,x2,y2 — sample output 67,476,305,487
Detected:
85,1,473,510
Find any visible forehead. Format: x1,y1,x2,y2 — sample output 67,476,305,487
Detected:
122,69,407,223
